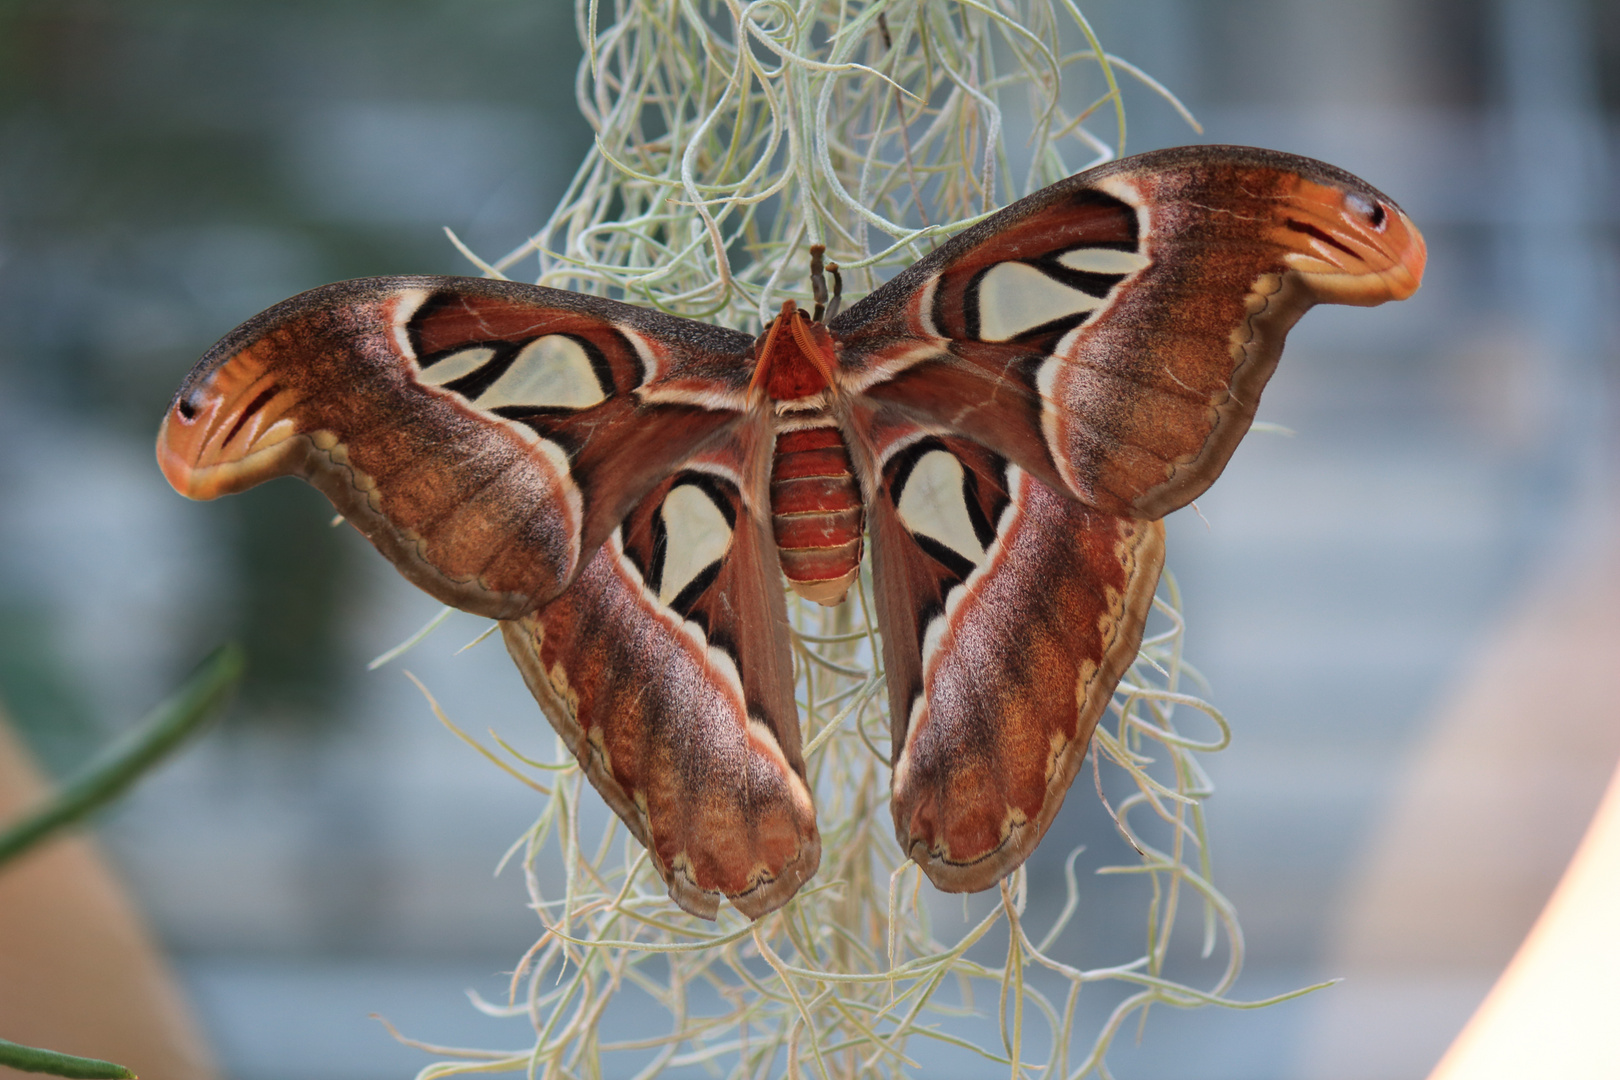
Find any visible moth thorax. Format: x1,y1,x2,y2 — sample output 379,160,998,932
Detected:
752,302,837,401
770,427,863,606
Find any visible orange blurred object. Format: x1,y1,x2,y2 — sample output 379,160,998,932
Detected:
0,715,219,1080
1428,757,1620,1079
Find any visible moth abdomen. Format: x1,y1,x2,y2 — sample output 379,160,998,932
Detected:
770,425,863,606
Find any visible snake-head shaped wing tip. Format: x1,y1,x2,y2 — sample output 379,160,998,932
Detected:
154,277,626,621
156,337,310,501
1272,170,1427,306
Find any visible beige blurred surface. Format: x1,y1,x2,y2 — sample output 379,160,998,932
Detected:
1429,756,1620,1079
1300,515,1620,1079
0,713,218,1080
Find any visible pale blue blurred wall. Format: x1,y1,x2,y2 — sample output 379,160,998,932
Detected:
0,2,1613,1078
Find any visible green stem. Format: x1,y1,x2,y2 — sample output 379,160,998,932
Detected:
0,644,244,867
0,1037,136,1079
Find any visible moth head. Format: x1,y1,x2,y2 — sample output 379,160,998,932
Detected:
749,300,839,401
1272,174,1426,306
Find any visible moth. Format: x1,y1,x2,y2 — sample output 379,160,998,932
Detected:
158,145,1425,920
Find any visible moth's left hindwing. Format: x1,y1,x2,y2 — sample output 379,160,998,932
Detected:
501,424,818,919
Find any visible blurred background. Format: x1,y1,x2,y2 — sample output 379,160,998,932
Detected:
0,1,1614,1078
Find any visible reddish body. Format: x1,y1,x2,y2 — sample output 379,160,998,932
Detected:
752,303,865,604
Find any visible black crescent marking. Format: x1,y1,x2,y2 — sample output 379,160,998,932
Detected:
222,385,280,446
1030,254,1133,298
645,512,669,599
406,290,460,363
669,560,724,618
578,333,619,398
958,452,1009,552
670,471,740,531
912,533,976,581
886,437,944,506
960,267,987,343
1284,218,1359,258
440,343,520,400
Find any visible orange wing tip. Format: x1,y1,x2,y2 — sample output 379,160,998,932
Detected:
666,836,822,921
157,350,308,499
157,412,305,500
1276,178,1427,306
907,826,1035,894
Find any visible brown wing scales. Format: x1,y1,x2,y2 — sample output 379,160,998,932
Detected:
157,146,1425,917
501,430,817,919
857,420,1164,890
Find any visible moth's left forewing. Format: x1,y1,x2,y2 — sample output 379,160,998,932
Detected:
159,277,755,618
855,417,1164,891
1059,148,1425,516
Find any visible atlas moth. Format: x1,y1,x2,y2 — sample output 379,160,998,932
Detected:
158,145,1425,919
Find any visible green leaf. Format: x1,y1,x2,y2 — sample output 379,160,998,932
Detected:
0,644,244,867
0,1037,136,1079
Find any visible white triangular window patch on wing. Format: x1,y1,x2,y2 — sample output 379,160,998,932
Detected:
1057,247,1150,275
657,483,732,606
976,262,1106,342
896,450,985,564
477,335,607,411
418,347,495,386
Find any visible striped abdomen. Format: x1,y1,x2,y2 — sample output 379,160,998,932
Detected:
771,426,863,605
